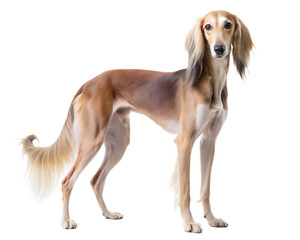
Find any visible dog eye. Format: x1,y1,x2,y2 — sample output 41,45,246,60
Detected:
224,22,232,30
205,24,212,31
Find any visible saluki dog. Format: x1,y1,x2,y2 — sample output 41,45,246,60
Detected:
22,10,253,233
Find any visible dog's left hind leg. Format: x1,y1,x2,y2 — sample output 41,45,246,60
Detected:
61,90,113,229
61,127,107,229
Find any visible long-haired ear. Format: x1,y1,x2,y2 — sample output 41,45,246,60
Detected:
232,16,253,78
185,18,205,87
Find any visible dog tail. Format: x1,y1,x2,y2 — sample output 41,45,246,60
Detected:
21,106,76,200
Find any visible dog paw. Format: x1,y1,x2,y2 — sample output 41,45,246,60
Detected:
61,218,78,229
103,211,123,220
184,222,202,233
206,216,228,227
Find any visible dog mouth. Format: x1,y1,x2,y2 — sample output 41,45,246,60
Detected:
212,52,227,59
215,54,226,59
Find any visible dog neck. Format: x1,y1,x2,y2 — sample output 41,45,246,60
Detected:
203,51,229,110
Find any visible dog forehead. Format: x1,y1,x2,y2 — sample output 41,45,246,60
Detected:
203,11,234,26
217,11,235,24
203,12,218,26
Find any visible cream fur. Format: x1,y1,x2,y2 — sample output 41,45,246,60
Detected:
21,108,76,199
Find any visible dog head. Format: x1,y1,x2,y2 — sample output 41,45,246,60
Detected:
185,10,253,86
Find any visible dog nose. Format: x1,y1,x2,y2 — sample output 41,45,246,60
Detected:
214,45,225,56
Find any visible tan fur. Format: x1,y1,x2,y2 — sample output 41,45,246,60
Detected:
22,107,75,199
185,18,205,87
21,10,252,233
232,15,254,77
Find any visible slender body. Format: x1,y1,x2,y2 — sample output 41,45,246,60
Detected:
22,10,253,233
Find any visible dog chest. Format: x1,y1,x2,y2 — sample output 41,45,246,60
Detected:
195,104,224,135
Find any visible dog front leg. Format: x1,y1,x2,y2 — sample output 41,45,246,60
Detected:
200,111,228,227
176,135,202,233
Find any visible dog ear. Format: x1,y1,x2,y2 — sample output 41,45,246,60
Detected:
185,18,205,87
232,16,253,78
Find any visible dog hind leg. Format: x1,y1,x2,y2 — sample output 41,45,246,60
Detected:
61,95,113,229
61,142,104,229
90,111,130,220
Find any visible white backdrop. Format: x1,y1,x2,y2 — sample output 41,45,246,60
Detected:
1,0,300,239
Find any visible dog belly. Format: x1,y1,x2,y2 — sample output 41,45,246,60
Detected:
161,119,180,134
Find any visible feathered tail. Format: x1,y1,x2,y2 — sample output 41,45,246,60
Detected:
21,107,76,199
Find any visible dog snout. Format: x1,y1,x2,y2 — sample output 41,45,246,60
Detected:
214,45,225,57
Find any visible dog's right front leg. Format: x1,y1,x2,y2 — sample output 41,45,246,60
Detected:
176,135,202,233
